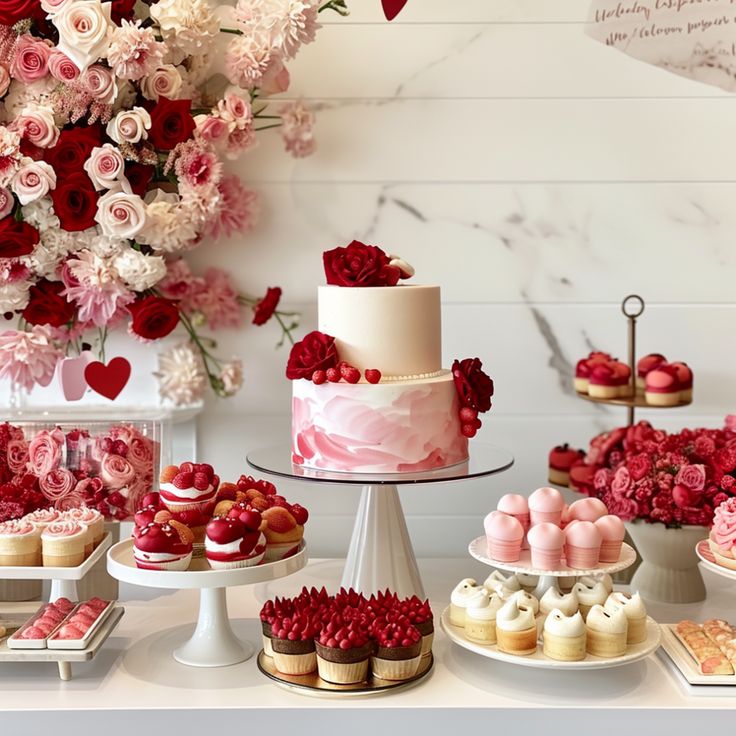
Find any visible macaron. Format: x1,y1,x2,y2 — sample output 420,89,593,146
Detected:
564,520,602,569
527,522,565,570
594,515,626,563
484,511,524,563
528,487,565,526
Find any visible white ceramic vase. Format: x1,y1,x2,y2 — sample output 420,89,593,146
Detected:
625,521,708,604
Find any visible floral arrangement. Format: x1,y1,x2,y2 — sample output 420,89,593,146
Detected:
0,419,158,521
451,357,493,438
572,418,736,527
0,0,349,406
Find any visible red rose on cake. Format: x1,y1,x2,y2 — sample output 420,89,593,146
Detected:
452,357,494,438
323,241,413,287
285,330,339,380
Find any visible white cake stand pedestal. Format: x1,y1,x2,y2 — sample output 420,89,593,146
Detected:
107,539,307,667
247,443,513,599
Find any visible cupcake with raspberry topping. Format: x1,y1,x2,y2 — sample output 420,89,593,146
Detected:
133,519,194,571
404,596,434,657
370,619,423,681
205,510,266,570
159,462,220,515
260,597,295,657
316,614,373,684
270,612,319,675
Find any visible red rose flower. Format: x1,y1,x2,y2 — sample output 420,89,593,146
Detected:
252,287,281,326
451,357,494,413
148,97,195,151
323,241,401,287
286,330,338,380
22,279,75,327
129,296,180,340
51,172,99,232
111,0,136,24
44,125,103,177
124,162,155,197
0,0,43,27
0,217,39,259
675,464,706,493
627,453,652,481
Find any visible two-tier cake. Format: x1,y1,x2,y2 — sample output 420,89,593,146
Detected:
286,242,494,474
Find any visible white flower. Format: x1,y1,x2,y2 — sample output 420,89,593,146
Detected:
12,158,57,205
155,341,207,406
150,0,219,61
106,107,151,144
140,64,183,101
53,0,114,72
219,359,244,396
107,20,165,81
0,281,31,313
0,126,23,188
21,197,59,230
113,249,166,291
89,234,127,259
96,187,147,239
84,144,126,191
137,190,200,253
3,78,57,121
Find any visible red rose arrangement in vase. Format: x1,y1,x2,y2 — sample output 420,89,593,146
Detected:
0,0,351,405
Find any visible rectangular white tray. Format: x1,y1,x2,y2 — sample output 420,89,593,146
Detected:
6,603,59,650
660,624,736,686
0,532,112,580
47,599,115,650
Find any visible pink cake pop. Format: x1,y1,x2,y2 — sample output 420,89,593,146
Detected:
564,520,602,569
567,497,608,524
594,515,626,562
528,487,565,526
526,522,565,570
484,511,524,562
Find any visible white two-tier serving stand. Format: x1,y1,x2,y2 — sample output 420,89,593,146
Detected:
107,540,307,668
247,443,514,599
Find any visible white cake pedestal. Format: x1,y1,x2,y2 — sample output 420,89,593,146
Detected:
247,443,514,599
107,539,307,667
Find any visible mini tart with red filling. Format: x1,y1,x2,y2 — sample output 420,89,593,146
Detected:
548,443,585,487
158,462,219,514
205,511,266,570
636,353,667,392
315,616,373,684
133,519,194,571
270,613,319,675
574,351,611,394
644,364,680,406
370,619,423,681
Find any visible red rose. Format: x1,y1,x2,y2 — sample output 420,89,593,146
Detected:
451,357,494,413
124,162,155,197
44,125,103,177
0,0,43,27
148,97,195,151
51,172,99,232
323,241,401,287
111,0,136,24
0,217,39,258
286,330,338,380
22,279,75,327
252,287,281,325
675,464,706,493
129,296,180,340
627,453,652,481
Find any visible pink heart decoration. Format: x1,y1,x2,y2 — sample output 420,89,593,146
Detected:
381,0,409,21
84,357,131,401
58,351,94,401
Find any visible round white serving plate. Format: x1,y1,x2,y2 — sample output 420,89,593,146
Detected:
695,539,736,581
441,607,661,670
468,537,636,577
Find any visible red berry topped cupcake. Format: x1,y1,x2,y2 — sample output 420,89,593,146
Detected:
315,614,373,684
159,462,220,515
548,443,585,487
204,509,266,570
270,612,321,675
133,519,194,571
370,618,423,681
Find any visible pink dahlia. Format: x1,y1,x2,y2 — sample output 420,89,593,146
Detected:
204,175,259,241
0,326,62,391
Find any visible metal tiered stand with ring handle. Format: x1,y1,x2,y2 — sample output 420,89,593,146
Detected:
247,443,514,599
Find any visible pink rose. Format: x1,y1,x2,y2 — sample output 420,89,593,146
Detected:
195,115,229,145
220,94,251,126
48,49,80,83
0,186,13,219
628,453,652,481
605,493,639,521
84,65,117,104
12,159,57,205
675,464,706,492
13,105,59,149
28,429,64,476
83,143,125,191
6,439,29,474
54,492,84,511
11,35,51,84
39,468,76,500
127,436,154,474
74,476,105,505
100,453,135,489
611,466,632,496
593,467,611,491
0,65,10,97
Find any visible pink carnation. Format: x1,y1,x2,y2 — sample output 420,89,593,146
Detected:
0,327,62,392
107,20,164,81
279,100,315,158
190,268,242,330
204,175,259,241
157,259,203,309
173,139,222,191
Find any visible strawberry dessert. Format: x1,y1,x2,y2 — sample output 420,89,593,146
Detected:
270,611,320,675
574,351,612,394
315,614,373,684
52,598,110,641
548,444,586,487
205,510,266,569
15,598,75,640
133,519,194,571
370,618,423,681
636,352,667,391
159,462,220,515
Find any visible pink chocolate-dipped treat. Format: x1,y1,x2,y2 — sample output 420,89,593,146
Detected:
567,497,608,524
528,487,565,526
645,364,680,406
564,520,602,569
484,511,524,562
526,522,565,570
594,514,626,562
670,361,693,400
497,493,530,531
637,353,667,383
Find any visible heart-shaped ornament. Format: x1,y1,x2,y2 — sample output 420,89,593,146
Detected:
84,357,131,401
381,0,409,20
58,351,94,401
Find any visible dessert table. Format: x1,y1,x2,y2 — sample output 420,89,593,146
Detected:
1,557,735,736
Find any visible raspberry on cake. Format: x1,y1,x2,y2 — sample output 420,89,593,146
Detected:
369,619,423,681
315,614,373,684
204,513,266,570
270,612,320,676
159,462,220,515
548,444,585,487
133,519,194,571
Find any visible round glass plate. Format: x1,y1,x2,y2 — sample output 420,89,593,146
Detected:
468,537,637,577
695,539,736,581
247,442,514,485
441,607,661,670
257,649,433,696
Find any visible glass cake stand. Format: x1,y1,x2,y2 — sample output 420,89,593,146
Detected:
247,443,514,599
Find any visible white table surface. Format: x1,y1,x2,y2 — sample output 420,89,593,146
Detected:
2,557,736,735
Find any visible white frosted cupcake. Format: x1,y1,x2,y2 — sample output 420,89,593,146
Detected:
465,590,504,644
516,573,539,592
495,599,538,656
450,578,485,627
483,570,521,595
41,520,87,567
578,573,613,594
573,580,609,620
62,507,105,550
586,605,628,658
504,589,539,615
538,586,579,635
604,592,647,644
0,519,42,566
543,609,586,661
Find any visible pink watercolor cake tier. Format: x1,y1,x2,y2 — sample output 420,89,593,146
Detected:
287,242,495,474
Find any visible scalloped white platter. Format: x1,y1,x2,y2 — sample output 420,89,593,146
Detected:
695,539,736,582
441,607,661,670
468,537,636,577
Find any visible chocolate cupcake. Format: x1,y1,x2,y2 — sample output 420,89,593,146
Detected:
370,620,422,681
316,616,373,684
270,613,318,675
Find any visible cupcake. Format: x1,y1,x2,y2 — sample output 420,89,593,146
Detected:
497,494,530,540
670,361,693,402
483,570,521,596
133,519,194,571
370,620,422,681
644,364,680,406
611,361,633,397
537,585,579,635
271,612,319,675
574,352,611,394
585,604,628,658
528,487,565,526
548,444,585,488
527,522,565,570
464,590,504,644
588,362,619,400
205,512,266,569
516,573,539,592
0,519,41,566
261,504,306,562
709,497,736,569
41,520,87,567
159,462,219,514
578,573,613,594
594,515,626,562
62,508,104,555
495,599,538,656
636,353,667,392
449,578,485,626
405,597,434,657
484,511,524,562
316,616,372,685
543,610,586,661
564,520,602,569
566,498,608,524
24,508,61,531
572,580,609,620
604,592,647,644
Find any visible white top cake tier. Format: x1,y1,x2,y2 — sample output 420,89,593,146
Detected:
318,284,441,378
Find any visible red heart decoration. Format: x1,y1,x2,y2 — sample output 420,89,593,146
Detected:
381,0,408,21
84,357,131,401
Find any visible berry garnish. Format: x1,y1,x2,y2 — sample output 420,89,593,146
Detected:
193,472,210,491
459,407,478,423
172,471,194,489
461,423,477,438
179,462,195,474
343,367,361,384
290,503,309,525
326,367,341,383
365,369,381,384
312,370,327,385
